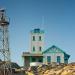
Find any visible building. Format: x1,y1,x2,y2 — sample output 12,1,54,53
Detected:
22,28,70,68
43,45,70,64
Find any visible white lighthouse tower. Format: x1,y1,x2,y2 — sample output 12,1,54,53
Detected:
30,28,44,54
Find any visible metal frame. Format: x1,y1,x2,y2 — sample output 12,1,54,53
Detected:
0,9,12,75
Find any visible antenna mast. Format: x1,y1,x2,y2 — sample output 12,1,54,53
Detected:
0,8,12,75
41,16,45,30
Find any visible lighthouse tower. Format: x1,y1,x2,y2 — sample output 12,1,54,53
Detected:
30,28,44,53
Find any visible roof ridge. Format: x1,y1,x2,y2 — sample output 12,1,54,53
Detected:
42,45,69,55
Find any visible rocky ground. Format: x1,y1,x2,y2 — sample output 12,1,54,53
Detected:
25,62,75,75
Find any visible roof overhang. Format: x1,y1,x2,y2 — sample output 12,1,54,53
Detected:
22,52,43,57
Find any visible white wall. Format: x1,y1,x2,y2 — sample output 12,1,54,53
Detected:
43,53,64,63
30,33,44,53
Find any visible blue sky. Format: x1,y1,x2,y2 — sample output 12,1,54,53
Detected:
0,0,75,66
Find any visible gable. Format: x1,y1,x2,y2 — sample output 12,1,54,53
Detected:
43,45,66,54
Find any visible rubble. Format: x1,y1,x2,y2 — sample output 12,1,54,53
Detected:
25,62,75,75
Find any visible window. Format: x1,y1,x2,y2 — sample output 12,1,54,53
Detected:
39,46,42,51
57,56,61,63
64,59,68,64
39,59,42,62
33,47,35,51
32,58,36,62
39,36,41,41
47,56,51,63
33,36,35,41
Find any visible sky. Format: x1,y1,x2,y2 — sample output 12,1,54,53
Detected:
0,0,75,66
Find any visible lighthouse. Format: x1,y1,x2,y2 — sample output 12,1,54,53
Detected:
30,28,44,53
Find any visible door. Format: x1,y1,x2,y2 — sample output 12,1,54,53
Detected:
57,56,61,63
47,56,51,63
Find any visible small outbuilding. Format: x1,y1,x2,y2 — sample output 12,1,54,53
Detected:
43,45,70,64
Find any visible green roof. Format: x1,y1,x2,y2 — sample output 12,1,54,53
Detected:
42,45,70,57
31,28,44,33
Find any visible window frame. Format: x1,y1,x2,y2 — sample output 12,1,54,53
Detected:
33,36,35,41
39,36,42,41
33,46,35,51
39,46,42,51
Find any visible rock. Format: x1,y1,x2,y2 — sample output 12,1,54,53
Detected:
25,63,75,75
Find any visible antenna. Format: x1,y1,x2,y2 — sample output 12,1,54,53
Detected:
31,16,45,30
41,16,45,30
